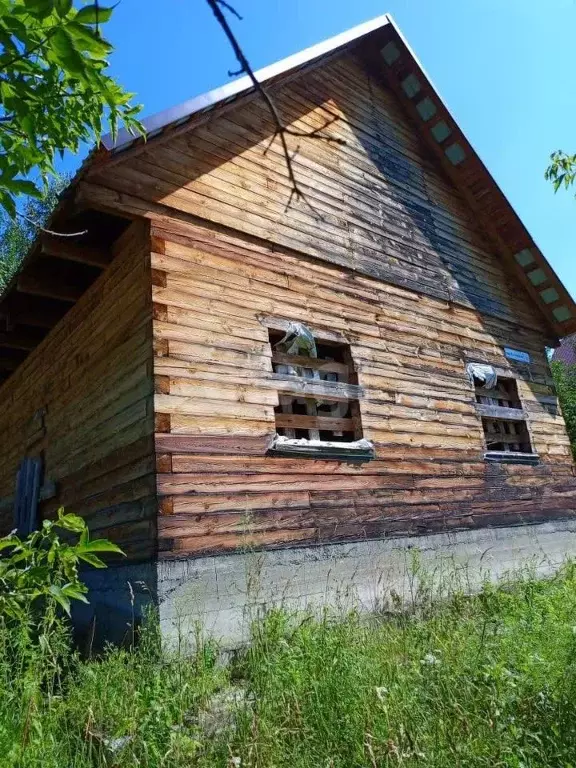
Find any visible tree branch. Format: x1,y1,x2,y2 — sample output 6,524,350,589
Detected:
16,212,87,238
205,0,345,215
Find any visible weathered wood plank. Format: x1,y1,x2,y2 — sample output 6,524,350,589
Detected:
57,48,574,558
475,404,527,421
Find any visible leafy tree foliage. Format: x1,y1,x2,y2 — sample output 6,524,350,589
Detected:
551,360,576,459
0,174,67,292
0,0,142,216
545,151,576,194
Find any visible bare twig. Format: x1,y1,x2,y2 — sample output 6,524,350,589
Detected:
16,212,87,238
217,0,242,20
205,0,345,215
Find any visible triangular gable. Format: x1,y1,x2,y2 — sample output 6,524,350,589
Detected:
373,20,576,337
94,14,575,339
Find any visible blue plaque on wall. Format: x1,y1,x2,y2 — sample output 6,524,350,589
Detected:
504,347,531,364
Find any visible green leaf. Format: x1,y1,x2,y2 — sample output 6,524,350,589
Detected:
76,552,106,569
57,511,86,533
76,4,114,23
61,583,89,603
0,0,140,216
0,190,16,218
79,526,89,547
25,0,54,18
55,0,72,16
26,566,51,581
0,80,15,100
0,536,19,551
78,539,124,555
50,28,86,77
48,584,71,615
67,21,113,57
1,178,42,198
20,115,35,140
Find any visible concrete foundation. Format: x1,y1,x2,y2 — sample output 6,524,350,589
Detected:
78,520,576,648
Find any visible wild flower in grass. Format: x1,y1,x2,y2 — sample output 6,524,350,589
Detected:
375,686,389,702
421,652,440,665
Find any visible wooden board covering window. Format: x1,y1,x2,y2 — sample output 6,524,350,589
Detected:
269,330,362,442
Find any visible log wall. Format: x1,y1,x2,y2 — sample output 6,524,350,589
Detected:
150,219,575,558
0,222,156,560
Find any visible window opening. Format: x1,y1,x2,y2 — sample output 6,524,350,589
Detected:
269,326,362,443
472,373,533,454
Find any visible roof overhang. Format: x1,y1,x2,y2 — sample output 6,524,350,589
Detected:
103,14,394,153
370,19,576,338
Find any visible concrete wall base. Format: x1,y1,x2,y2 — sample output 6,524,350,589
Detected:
78,520,576,649
157,520,576,648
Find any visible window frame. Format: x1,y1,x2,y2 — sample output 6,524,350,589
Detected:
261,317,374,462
468,363,539,465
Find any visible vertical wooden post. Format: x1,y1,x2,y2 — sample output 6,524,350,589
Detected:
13,457,43,536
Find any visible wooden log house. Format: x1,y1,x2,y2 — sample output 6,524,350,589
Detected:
1,15,576,640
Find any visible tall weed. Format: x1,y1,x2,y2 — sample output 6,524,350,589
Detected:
3,562,576,766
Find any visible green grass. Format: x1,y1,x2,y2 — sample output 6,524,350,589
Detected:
4,564,576,766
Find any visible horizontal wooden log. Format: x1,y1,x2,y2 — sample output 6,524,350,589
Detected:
272,373,363,402
271,352,350,376
154,392,274,421
475,404,527,421
483,433,528,445
0,480,57,516
274,413,354,432
260,314,348,343
154,433,274,455
159,527,317,555
0,222,156,559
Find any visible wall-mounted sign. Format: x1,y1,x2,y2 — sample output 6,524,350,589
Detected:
504,347,531,364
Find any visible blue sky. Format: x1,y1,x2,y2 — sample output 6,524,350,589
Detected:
81,0,576,296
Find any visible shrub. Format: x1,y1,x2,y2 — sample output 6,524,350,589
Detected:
0,507,123,628
551,360,576,459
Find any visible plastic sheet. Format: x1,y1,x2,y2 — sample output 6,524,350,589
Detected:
466,362,497,390
275,322,317,358
269,434,375,461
